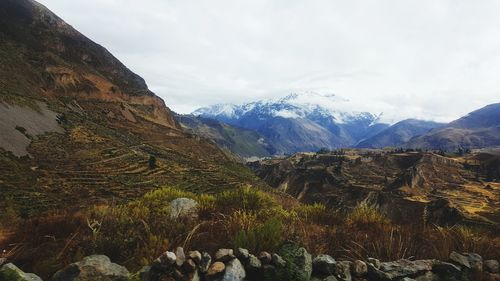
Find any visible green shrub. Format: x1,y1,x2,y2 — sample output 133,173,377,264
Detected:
216,187,276,212
348,203,389,225
233,218,283,253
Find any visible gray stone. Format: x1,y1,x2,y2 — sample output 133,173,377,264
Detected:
169,198,198,220
235,248,249,261
51,255,129,281
313,254,337,275
464,253,483,271
415,271,440,281
258,251,272,264
222,258,246,281
199,252,212,273
334,261,351,281
176,247,186,267
247,254,262,269
432,260,462,276
449,251,470,268
485,260,499,274
188,250,202,264
368,259,434,281
154,251,177,270
367,257,381,269
272,253,286,267
352,260,367,277
215,249,235,262
0,263,42,281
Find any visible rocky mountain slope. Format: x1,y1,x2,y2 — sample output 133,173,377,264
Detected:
250,150,500,226
356,119,444,148
406,103,500,150
0,0,264,214
193,93,389,154
175,113,275,159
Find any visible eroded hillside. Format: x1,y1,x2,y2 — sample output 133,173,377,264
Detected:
250,150,500,226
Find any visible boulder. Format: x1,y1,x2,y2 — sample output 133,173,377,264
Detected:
367,258,381,269
272,253,286,268
311,276,339,281
182,259,197,273
215,249,235,263
0,263,42,281
153,251,177,271
0,258,5,267
279,242,312,280
207,261,225,277
352,260,367,277
449,251,470,268
334,261,351,281
188,251,202,264
169,198,198,220
432,260,462,276
465,253,483,271
414,271,440,281
221,258,246,281
51,255,129,281
245,254,262,279
368,259,434,281
199,252,212,273
313,254,336,275
258,251,272,265
235,248,249,261
485,260,499,274
175,247,186,267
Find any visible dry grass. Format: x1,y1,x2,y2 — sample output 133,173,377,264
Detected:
1,187,499,279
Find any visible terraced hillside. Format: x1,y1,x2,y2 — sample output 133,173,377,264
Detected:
250,150,500,226
0,0,264,215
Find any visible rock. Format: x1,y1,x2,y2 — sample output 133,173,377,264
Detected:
0,263,42,281
51,255,129,281
169,198,198,220
352,260,367,277
0,258,5,267
182,259,197,273
199,252,212,273
207,261,225,277
222,258,246,281
449,251,470,268
247,254,262,270
367,258,381,269
176,247,186,267
464,253,483,271
279,242,312,281
258,251,272,264
313,254,337,275
272,253,286,267
215,249,235,262
235,248,249,261
334,261,352,281
154,251,177,270
432,260,462,276
187,270,200,281
414,271,440,281
188,250,202,264
368,259,434,281
485,260,500,274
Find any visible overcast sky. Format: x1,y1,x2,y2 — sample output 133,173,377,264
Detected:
38,0,500,122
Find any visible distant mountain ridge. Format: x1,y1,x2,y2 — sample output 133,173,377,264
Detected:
356,119,445,148
193,92,390,154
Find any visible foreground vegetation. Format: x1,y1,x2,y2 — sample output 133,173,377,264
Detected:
1,186,499,279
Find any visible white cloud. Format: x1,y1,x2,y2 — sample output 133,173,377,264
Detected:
38,0,500,122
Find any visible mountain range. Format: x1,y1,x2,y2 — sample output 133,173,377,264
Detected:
190,96,500,156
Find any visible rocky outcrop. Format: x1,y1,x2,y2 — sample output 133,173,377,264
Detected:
169,198,199,220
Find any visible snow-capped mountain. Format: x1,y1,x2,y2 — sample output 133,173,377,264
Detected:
192,92,390,154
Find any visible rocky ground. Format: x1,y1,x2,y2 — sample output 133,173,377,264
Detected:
1,244,499,281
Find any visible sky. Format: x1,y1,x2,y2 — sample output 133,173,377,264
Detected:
37,0,500,123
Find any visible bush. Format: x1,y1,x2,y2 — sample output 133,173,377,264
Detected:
216,186,276,212
348,203,389,225
233,218,284,253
